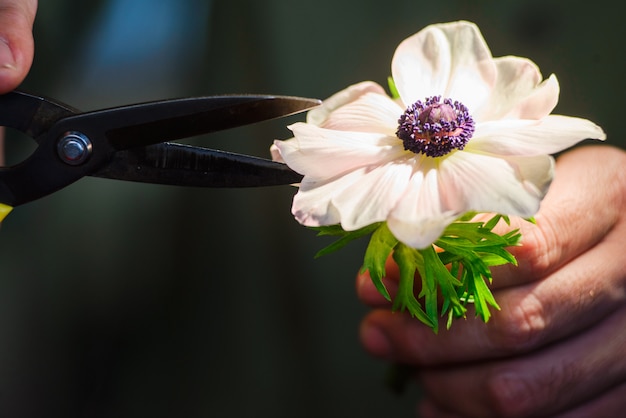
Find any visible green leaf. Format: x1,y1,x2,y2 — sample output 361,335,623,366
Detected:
431,213,522,325
309,225,351,236
478,246,518,267
422,246,464,319
456,211,478,222
392,244,434,329
361,223,399,301
484,213,504,230
309,213,529,332
312,223,381,258
414,254,439,331
466,262,500,322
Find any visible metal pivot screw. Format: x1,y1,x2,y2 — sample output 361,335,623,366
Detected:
57,132,92,165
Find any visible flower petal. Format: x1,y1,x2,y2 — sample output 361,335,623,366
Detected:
387,161,458,249
273,122,405,179
438,151,554,217
270,142,285,163
391,21,496,111
307,81,386,126
501,154,554,199
475,56,560,121
290,176,345,227
332,162,413,230
318,91,404,135
275,20,607,253
468,115,606,156
291,161,412,229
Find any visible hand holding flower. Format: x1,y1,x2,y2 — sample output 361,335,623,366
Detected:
358,145,626,417
272,21,606,331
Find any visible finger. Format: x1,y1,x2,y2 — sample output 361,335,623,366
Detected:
418,380,626,418
556,382,626,418
419,305,626,418
0,0,38,93
490,145,626,288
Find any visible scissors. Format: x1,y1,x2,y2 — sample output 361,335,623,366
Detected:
0,90,316,209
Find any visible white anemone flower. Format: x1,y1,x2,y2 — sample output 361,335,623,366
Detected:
272,21,605,249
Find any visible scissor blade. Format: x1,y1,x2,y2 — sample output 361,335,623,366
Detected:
53,95,320,151
91,142,303,187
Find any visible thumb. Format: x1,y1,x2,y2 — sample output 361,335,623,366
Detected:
0,0,37,93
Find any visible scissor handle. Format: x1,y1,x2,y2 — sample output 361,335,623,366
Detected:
0,91,104,206
0,91,77,139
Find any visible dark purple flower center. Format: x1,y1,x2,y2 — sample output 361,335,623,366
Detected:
396,96,475,157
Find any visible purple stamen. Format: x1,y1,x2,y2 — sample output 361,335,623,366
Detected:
396,96,475,157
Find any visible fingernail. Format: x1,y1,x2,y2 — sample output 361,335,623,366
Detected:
360,322,392,358
0,38,15,70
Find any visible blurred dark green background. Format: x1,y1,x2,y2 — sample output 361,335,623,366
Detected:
0,0,622,417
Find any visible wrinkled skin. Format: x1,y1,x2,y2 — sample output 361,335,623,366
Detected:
358,145,626,417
